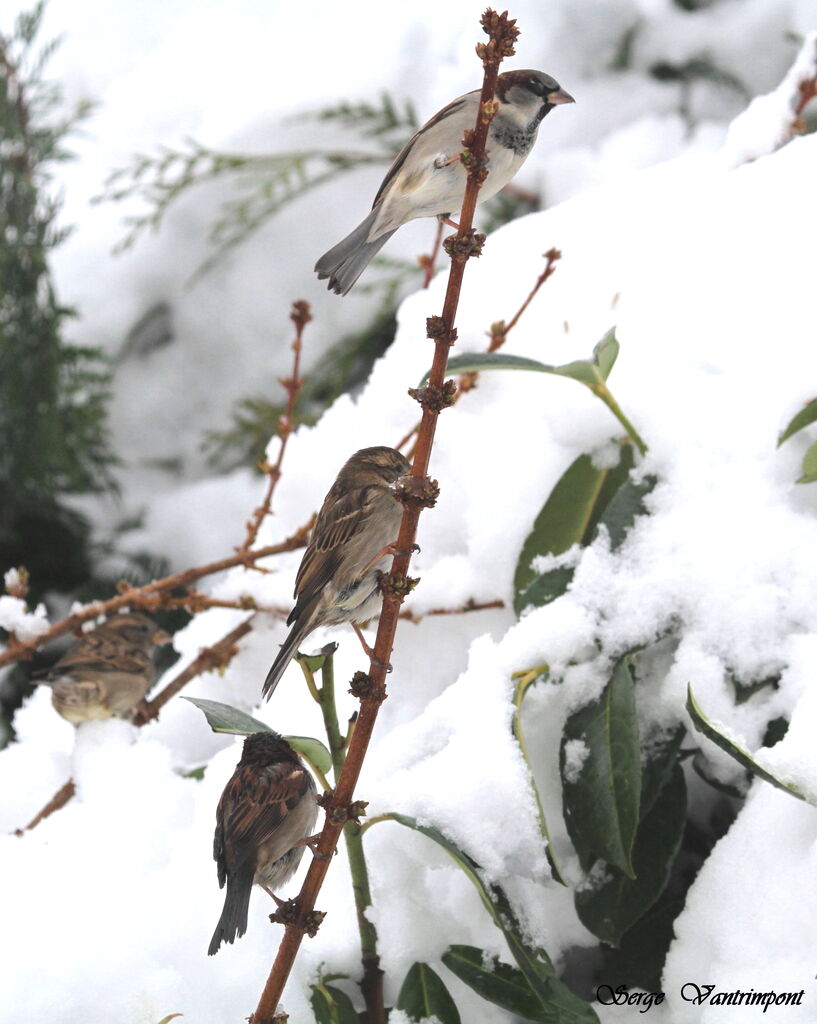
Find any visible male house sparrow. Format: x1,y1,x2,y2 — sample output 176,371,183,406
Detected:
208,731,318,956
47,612,168,725
315,69,573,295
262,446,411,699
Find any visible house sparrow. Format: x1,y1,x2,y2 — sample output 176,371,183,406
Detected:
262,446,411,699
208,731,318,955
315,69,574,295
47,612,168,725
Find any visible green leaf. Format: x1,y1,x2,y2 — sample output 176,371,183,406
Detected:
691,751,747,799
396,963,461,1024
594,474,656,551
323,985,361,1024
561,659,641,876
387,815,556,998
639,725,685,819
183,696,332,773
432,351,560,380
778,396,817,446
512,667,567,886
442,945,551,1020
296,642,339,672
284,735,333,775
594,329,619,380
575,765,686,946
515,567,576,615
514,446,635,615
686,685,810,803
183,696,271,735
537,979,601,1024
798,439,817,483
429,331,617,389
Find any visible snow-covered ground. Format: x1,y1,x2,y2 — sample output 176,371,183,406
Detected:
3,2,817,1022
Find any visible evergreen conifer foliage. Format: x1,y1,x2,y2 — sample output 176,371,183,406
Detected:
0,3,116,595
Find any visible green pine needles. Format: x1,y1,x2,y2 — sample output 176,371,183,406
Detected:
0,2,116,595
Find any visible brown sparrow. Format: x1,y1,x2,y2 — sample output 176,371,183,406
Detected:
315,69,573,294
47,612,169,724
262,446,411,699
208,731,318,955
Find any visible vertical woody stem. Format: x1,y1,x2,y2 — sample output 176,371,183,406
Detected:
252,11,519,1022
312,651,384,1020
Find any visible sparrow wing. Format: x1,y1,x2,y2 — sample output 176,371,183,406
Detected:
293,484,380,605
217,760,312,874
48,634,154,679
372,91,477,208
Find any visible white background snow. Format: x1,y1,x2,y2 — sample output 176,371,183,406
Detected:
2,0,817,1021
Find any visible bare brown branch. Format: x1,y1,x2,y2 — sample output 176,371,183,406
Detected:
0,521,312,672
252,11,518,1021
239,301,311,552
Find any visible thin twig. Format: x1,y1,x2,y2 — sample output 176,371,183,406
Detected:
393,248,562,456
399,597,504,622
419,219,445,289
252,12,520,1022
487,247,561,350
13,779,75,836
239,301,311,553
0,521,312,671
134,618,255,724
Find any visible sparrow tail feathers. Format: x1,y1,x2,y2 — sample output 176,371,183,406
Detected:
261,619,311,701
315,209,395,295
208,871,253,956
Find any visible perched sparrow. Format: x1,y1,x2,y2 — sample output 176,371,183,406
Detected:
262,446,411,699
47,612,169,725
315,69,574,295
208,731,318,956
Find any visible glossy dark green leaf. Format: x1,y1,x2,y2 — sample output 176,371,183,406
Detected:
442,945,547,1019
691,751,747,799
575,765,687,946
594,474,657,551
323,985,361,1024
513,447,634,616
311,983,360,1024
778,396,817,446
561,659,641,876
396,962,460,1024
639,725,685,819
798,440,817,484
516,567,576,615
686,685,810,803
538,979,601,1024
729,670,779,706
388,814,557,1005
183,696,333,773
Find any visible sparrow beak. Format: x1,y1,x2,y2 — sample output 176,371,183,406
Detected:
153,628,172,645
548,88,575,105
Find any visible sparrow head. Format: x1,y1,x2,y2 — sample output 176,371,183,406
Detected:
238,730,301,767
51,680,107,723
335,446,412,491
102,612,170,648
497,69,574,123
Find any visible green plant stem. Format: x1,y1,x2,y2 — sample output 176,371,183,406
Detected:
313,650,385,1023
594,382,648,456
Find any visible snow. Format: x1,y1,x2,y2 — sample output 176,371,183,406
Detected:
4,1,817,1022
